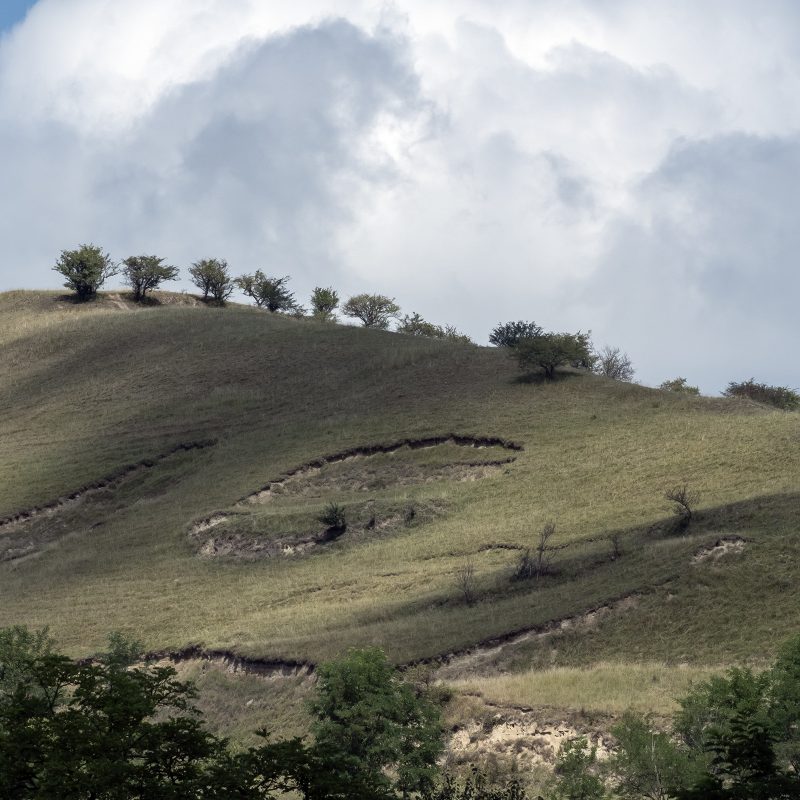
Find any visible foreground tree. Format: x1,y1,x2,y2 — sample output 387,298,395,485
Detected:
189,258,234,304
53,244,117,302
514,332,592,380
310,647,443,796
310,286,340,321
236,272,296,312
342,294,400,329
723,379,800,411
489,321,543,348
121,255,179,302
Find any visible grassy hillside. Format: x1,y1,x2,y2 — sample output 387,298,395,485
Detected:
1,290,798,732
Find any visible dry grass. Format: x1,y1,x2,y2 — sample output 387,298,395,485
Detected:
0,289,798,712
451,663,721,716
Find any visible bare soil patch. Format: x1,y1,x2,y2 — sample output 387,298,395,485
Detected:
691,536,747,564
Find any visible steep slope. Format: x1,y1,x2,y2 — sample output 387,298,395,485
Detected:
1,290,798,685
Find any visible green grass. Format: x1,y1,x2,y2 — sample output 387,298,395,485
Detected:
0,289,798,728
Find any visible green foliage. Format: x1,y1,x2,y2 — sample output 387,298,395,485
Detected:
723,379,800,411
489,321,543,348
548,737,606,800
189,259,234,304
318,502,346,531
608,713,698,799
592,346,634,382
397,313,473,343
513,333,592,380
53,244,117,301
121,255,179,302
423,768,528,800
310,286,340,321
659,377,700,395
236,272,296,312
310,647,443,795
342,294,401,328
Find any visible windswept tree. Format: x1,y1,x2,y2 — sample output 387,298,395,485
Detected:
342,293,400,329
189,258,234,304
121,255,179,302
489,320,543,347
514,332,592,380
593,345,635,382
310,286,340,321
236,272,296,313
53,244,117,302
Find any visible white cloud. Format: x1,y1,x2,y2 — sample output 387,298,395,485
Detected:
1,0,799,393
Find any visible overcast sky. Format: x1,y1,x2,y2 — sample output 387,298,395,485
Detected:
1,1,798,393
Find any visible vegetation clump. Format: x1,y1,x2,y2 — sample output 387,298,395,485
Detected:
343,293,401,328
489,321,543,348
121,254,179,302
659,377,700,395
592,345,634,382
664,484,699,532
512,522,556,581
723,378,800,410
236,272,297,312
397,313,473,343
310,286,340,321
53,243,117,301
514,332,592,380
189,258,234,304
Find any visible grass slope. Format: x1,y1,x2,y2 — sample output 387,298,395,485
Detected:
1,290,798,715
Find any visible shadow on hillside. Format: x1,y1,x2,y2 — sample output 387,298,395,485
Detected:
512,370,580,385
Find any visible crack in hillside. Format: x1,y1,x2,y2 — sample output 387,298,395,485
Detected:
0,440,217,558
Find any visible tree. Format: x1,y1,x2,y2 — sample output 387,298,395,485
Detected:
489,321,543,348
514,333,592,380
723,379,800,411
309,647,443,796
548,737,607,800
310,287,340,321
121,255,179,302
342,294,400,329
664,484,699,532
593,346,634,382
236,272,296,312
53,244,117,302
608,713,698,800
659,377,700,396
189,259,234,304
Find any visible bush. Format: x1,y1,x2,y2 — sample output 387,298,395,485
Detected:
189,258,234,304
236,272,296,312
513,522,555,581
398,313,473,343
121,255,179,302
514,333,592,380
489,320,543,347
342,293,400,328
723,379,800,411
593,346,634,382
548,737,606,800
659,377,700,395
318,502,346,531
664,484,699,532
310,286,339,321
53,244,117,301
455,561,477,606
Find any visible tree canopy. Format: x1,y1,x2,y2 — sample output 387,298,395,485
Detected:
53,244,117,302
121,255,179,302
342,294,400,328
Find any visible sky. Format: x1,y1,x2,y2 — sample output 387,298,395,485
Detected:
0,0,798,394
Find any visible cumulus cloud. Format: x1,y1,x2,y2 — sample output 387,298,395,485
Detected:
1,0,799,393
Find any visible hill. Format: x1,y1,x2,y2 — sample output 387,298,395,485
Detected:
1,289,798,754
